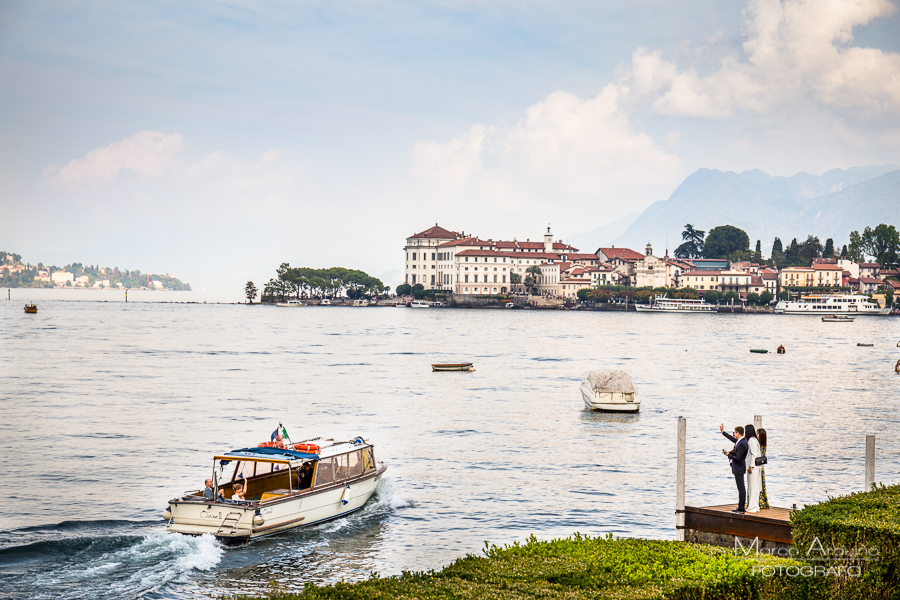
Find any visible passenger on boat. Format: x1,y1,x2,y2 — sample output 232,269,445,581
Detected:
203,479,215,499
297,462,314,489
231,483,246,502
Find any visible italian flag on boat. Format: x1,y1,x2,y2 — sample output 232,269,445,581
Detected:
271,424,290,443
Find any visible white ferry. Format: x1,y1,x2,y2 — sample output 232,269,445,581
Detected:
635,294,716,313
165,436,386,543
775,294,889,316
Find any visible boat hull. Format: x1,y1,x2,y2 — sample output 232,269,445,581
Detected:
166,464,385,542
580,382,640,412
432,363,474,371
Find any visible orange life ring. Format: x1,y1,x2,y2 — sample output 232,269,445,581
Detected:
293,443,321,453
257,441,286,449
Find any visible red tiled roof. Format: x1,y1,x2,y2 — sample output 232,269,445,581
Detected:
812,263,842,270
750,276,764,285
494,240,580,251
859,263,881,268
683,270,723,276
761,272,777,279
438,237,495,248
455,249,504,257
409,225,459,239
859,277,884,284
812,258,837,264
597,247,645,261
566,253,599,260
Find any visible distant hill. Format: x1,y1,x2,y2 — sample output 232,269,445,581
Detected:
565,212,640,253
611,164,898,253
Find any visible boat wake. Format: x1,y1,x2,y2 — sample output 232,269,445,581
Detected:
0,520,223,600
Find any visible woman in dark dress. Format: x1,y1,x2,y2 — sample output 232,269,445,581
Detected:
757,428,769,509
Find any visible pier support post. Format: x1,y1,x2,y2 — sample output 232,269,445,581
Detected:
676,417,686,541
865,435,875,491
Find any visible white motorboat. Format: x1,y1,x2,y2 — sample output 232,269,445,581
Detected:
276,300,305,307
775,293,889,315
822,315,855,322
410,300,429,308
319,299,332,306
165,436,386,543
352,299,369,307
635,294,716,313
581,370,640,412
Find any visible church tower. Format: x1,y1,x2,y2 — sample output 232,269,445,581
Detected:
544,226,553,253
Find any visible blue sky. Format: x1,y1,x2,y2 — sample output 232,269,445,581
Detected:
2,1,899,289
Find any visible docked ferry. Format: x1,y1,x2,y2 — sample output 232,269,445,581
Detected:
775,294,889,315
635,295,716,313
165,436,386,543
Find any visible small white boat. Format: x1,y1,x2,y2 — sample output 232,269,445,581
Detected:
432,362,474,372
319,299,332,306
165,436,385,543
410,300,429,308
581,370,640,412
276,300,305,307
822,315,855,322
352,299,369,307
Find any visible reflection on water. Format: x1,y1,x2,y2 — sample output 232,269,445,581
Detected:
1,300,898,599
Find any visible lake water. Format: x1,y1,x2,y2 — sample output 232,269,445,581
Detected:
1,294,899,599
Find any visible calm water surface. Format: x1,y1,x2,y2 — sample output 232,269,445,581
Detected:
1,295,898,599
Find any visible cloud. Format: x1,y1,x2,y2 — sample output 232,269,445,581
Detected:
40,131,311,216
625,0,900,119
41,131,184,193
412,84,683,220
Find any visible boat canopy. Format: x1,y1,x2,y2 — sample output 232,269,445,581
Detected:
584,370,636,393
215,446,320,463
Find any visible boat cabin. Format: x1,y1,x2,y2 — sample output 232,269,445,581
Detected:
184,440,377,504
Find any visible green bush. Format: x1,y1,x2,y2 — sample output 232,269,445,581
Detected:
791,483,900,599
746,292,760,305
224,534,825,600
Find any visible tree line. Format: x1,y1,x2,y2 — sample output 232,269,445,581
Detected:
673,223,899,268
256,264,388,302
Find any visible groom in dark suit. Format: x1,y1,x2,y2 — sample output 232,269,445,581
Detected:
720,424,748,514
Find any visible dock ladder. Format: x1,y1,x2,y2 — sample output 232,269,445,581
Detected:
216,512,244,536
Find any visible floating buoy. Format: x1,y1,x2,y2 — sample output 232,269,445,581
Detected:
777,345,785,354
897,341,900,347
163,508,172,521
858,343,874,347
750,349,768,354
253,514,265,526
895,359,900,373
341,486,351,505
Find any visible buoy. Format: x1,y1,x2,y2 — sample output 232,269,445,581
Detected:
777,345,785,354
340,486,351,505
163,508,172,521
750,349,768,354
895,359,900,373
253,514,265,526
858,343,874,347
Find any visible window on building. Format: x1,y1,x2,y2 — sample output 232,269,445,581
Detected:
474,275,478,282
432,253,435,260
412,253,416,260
493,275,497,283
502,276,506,283
464,275,469,283
431,275,435,284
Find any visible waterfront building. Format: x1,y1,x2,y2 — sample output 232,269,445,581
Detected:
404,224,461,288
51,271,74,286
681,269,753,296
779,264,843,289
837,259,860,279
761,271,778,295
633,244,689,288
859,263,881,279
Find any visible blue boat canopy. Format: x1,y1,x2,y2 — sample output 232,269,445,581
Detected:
214,447,320,463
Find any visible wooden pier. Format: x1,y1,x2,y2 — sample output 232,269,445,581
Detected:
682,504,793,547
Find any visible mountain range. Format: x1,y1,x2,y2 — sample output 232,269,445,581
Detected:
570,164,899,254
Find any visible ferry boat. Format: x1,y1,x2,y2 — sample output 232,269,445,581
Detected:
581,370,640,412
165,436,386,543
275,299,305,307
635,294,716,313
775,294,889,316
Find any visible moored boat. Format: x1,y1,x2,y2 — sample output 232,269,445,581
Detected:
24,303,37,314
432,363,474,371
410,300,429,308
165,435,386,543
276,299,305,307
822,315,855,322
580,370,640,412
352,299,370,307
775,293,888,315
635,294,716,313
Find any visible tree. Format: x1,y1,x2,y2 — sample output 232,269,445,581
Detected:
772,237,783,255
759,290,774,305
746,292,760,305
724,291,740,304
524,275,535,292
840,244,848,259
396,283,411,296
777,290,790,301
847,230,865,262
784,238,802,266
245,281,258,304
799,235,823,265
509,272,521,286
755,240,761,253
702,225,749,259
675,224,705,258
412,283,424,292
577,288,590,302
703,290,720,304
823,238,835,257
525,265,542,293
771,237,784,266
861,224,900,266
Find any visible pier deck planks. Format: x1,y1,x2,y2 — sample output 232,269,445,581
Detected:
684,504,794,544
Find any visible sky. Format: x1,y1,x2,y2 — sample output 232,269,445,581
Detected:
1,0,899,290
